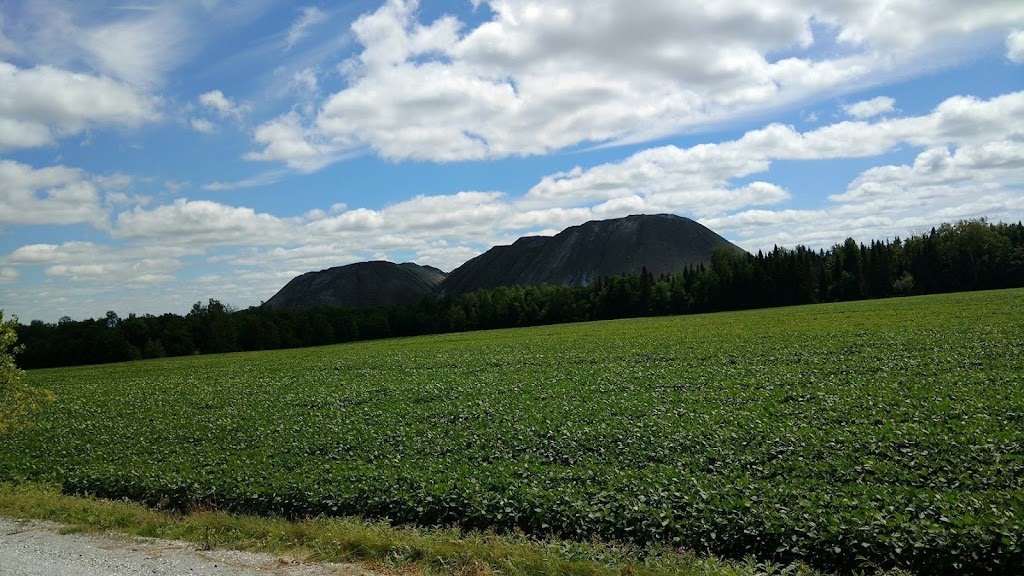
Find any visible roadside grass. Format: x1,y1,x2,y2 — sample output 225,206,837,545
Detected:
0,481,867,576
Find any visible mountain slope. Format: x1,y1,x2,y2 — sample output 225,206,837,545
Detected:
265,261,446,311
440,214,743,295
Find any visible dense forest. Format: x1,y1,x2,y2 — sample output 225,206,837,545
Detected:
15,219,1024,369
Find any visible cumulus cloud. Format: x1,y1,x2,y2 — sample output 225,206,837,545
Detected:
0,160,110,227
192,90,249,135
199,90,247,119
843,96,896,119
247,0,1024,167
700,140,1024,252
0,62,159,150
7,242,173,284
114,198,295,246
822,1,1024,50
199,90,232,112
308,191,511,242
211,244,365,271
46,261,177,285
832,141,1024,204
286,7,328,50
244,112,336,172
7,242,104,265
0,117,52,149
1009,29,1024,63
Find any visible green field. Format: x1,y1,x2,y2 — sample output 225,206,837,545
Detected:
3,290,1023,573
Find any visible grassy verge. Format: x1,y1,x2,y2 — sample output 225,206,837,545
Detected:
0,481,852,576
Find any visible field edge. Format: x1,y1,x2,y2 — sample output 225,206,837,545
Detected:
0,481,874,576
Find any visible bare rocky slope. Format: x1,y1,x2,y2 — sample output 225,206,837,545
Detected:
439,213,743,295
265,261,446,311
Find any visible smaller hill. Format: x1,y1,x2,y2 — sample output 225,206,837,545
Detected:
265,261,446,311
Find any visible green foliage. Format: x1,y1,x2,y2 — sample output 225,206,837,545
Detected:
0,311,53,435
3,290,1024,573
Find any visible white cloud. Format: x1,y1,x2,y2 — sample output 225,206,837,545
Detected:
2,242,193,320
700,137,1024,252
843,96,896,119
114,198,295,246
212,244,364,271
5,241,184,288
6,241,196,268
0,117,53,149
245,112,336,171
821,1,1024,50
46,261,178,285
191,118,217,134
0,160,108,226
286,7,328,50
308,191,511,239
247,0,1024,167
198,90,247,119
0,267,19,284
192,90,249,136
832,141,1024,204
1009,29,1024,63
0,62,159,150
7,242,104,266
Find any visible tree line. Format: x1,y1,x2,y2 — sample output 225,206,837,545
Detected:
14,219,1024,369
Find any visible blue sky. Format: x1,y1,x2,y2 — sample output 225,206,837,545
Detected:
1,0,1023,322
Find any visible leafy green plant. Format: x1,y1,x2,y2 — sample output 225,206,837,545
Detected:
0,310,52,435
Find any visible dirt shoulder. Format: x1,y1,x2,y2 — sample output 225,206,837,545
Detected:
0,517,373,576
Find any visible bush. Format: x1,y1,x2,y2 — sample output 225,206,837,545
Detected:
0,311,52,435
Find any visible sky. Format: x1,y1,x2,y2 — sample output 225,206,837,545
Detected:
1,0,1023,323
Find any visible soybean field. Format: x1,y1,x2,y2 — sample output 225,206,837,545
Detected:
3,289,1023,573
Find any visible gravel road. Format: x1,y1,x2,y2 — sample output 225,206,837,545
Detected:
0,517,371,576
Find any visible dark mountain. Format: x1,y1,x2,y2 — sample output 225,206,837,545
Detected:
440,214,743,295
265,261,446,311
